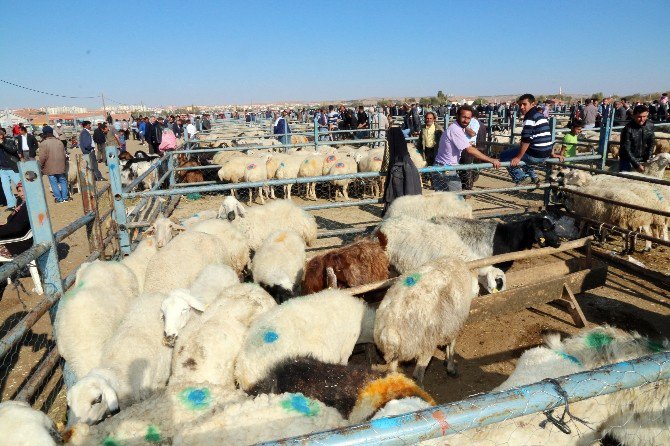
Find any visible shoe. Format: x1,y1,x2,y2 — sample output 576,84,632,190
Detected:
516,176,532,186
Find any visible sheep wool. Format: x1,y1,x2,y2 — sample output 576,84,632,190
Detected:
235,289,367,390
189,218,251,274
374,257,479,383
216,282,277,327
383,191,473,220
173,392,346,446
188,263,240,303
252,230,306,303
120,235,158,292
0,401,61,446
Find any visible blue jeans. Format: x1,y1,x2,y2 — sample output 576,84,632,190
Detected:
0,169,20,208
499,147,545,183
431,165,462,192
48,173,69,202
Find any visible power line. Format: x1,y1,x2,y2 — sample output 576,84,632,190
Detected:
0,78,99,99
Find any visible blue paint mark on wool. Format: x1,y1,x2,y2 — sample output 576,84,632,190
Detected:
404,273,421,287
370,416,403,430
653,189,664,201
280,394,320,417
263,330,279,343
178,387,211,410
556,350,582,366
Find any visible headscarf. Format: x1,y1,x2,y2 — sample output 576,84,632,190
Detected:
387,127,411,165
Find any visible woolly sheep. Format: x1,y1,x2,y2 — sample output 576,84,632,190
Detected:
243,153,272,205
265,153,292,199
173,392,345,445
65,383,248,446
297,152,325,200
217,155,255,198
161,264,240,347
407,142,427,169
252,230,306,303
224,197,317,250
234,289,367,391
120,235,158,292
169,304,248,387
277,153,309,200
144,215,184,248
188,218,251,274
354,148,385,197
67,292,173,425
250,357,435,423
383,191,473,220
372,397,433,420
328,157,358,201
374,257,480,384
0,401,61,446
143,231,229,293
378,215,506,293
55,261,139,380
419,326,669,446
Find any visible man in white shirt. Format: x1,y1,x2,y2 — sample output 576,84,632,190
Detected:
185,120,197,139
17,126,38,159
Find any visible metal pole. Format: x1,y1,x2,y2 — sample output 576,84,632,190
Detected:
509,114,516,145
106,146,131,255
313,116,319,151
544,116,557,206
77,155,104,256
168,151,176,188
598,105,614,170
19,161,64,320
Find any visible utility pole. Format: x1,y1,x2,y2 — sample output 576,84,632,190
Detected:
101,93,107,116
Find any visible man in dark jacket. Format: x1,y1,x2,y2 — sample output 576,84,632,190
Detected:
201,114,212,131
93,122,107,162
613,101,628,127
146,116,163,155
16,126,38,160
79,121,104,181
402,103,421,137
619,104,655,172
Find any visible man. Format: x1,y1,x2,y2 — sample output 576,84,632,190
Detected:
39,126,69,203
103,122,120,151
660,93,669,121
432,105,501,192
619,105,655,173
355,106,369,139
138,117,147,145
273,111,291,146
613,101,628,127
417,111,443,166
92,122,106,162
55,122,68,148
559,119,584,161
146,116,162,155
201,114,212,131
582,99,598,129
0,129,21,210
401,103,421,137
326,105,340,133
499,94,563,185
370,107,389,146
16,126,38,160
121,119,129,141
185,119,196,139
79,121,104,181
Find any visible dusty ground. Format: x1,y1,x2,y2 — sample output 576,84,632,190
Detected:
0,137,667,430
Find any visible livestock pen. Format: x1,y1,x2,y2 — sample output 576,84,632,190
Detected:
0,113,668,444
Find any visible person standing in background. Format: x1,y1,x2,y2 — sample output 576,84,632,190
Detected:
79,121,104,181
39,126,69,203
93,122,106,162
0,130,21,210
16,126,38,160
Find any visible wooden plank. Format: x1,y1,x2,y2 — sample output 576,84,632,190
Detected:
555,284,589,328
468,259,607,324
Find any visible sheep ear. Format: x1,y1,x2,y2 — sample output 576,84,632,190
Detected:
216,205,226,219
145,225,156,236
236,203,246,218
185,294,206,312
101,384,118,413
326,267,337,289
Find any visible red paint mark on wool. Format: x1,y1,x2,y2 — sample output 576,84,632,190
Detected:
432,411,450,436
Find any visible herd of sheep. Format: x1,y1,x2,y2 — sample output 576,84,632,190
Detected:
0,184,668,444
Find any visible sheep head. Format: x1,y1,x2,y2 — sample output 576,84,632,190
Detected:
145,215,185,248
218,195,246,221
67,370,119,426
533,216,561,248
161,289,205,347
477,266,507,294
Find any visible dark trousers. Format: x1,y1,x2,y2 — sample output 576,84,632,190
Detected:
85,151,104,180
148,142,159,155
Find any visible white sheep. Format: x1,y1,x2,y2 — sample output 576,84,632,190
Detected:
243,154,272,205
120,235,158,292
378,215,506,293
297,152,325,200
188,263,240,303
188,218,251,274
142,231,229,294
65,382,248,446
251,230,306,303
374,257,479,385
173,392,346,446
143,215,184,248
55,261,139,380
0,401,61,446
328,157,358,201
234,289,367,391
67,292,173,425
217,155,255,198
354,148,385,198
383,191,473,220
277,153,309,200
265,153,291,199
222,197,317,250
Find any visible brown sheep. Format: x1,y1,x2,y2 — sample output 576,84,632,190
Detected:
176,154,205,184
302,232,390,295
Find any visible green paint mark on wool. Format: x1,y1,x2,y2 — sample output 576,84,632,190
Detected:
585,331,613,349
145,425,161,443
178,387,212,410
403,273,421,287
647,339,666,353
186,192,202,201
102,436,120,446
280,393,320,417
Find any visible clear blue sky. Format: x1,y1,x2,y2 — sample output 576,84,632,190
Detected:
1,0,668,109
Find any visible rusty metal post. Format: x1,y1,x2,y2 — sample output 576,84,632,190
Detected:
77,155,104,257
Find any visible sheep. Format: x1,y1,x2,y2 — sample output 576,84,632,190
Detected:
234,289,367,391
217,155,255,198
67,292,173,425
179,209,219,227
67,158,79,195
0,401,62,446
143,214,183,248
188,218,251,274
54,261,139,380
418,326,669,446
173,392,345,446
383,191,473,220
65,383,248,446
243,154,272,205
175,154,204,184
161,264,240,347
407,142,428,169
142,231,228,294
249,357,435,423
251,230,306,303
378,215,507,294
277,153,309,200
354,149,385,198
297,153,325,200
120,236,158,292
302,233,390,295
265,153,292,199
374,257,480,385
372,397,433,420
328,157,358,201
222,197,317,250
430,215,562,271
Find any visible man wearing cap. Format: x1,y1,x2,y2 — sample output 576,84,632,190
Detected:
39,126,69,203
55,122,68,148
16,126,38,160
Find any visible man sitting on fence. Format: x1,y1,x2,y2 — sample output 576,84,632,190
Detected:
619,105,655,173
499,93,563,186
432,105,500,192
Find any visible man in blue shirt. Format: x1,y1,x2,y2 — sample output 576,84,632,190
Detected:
500,93,563,186
79,121,104,181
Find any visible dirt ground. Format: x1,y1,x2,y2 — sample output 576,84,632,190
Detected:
0,137,668,428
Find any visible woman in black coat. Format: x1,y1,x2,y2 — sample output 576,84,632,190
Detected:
381,127,422,216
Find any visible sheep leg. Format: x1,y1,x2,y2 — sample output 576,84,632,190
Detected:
639,225,653,251
372,359,398,373
444,340,459,377
258,187,265,205
343,184,350,201
269,186,276,199
412,354,432,387
247,188,253,206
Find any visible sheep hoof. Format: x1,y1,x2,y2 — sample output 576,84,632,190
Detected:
445,363,459,377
